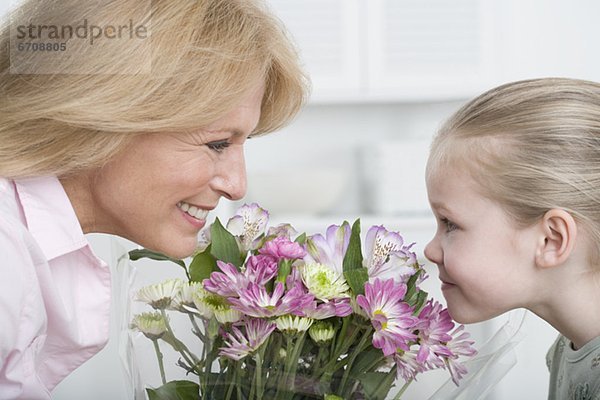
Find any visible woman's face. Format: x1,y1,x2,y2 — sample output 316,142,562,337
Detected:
91,85,264,259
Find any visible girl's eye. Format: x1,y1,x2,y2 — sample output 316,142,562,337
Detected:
441,217,458,233
206,140,231,153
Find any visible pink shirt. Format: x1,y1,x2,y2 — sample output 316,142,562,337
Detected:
0,176,111,399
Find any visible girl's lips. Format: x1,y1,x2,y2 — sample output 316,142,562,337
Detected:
441,281,457,291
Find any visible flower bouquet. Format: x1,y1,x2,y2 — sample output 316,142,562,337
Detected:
129,204,476,399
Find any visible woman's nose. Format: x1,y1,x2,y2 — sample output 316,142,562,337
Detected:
214,146,247,200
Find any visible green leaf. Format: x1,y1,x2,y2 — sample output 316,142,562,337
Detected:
276,259,292,284
349,347,386,375
358,371,397,400
210,218,243,268
129,249,186,268
404,269,423,305
344,268,369,296
294,232,307,245
412,290,429,314
146,380,199,400
343,219,363,272
189,245,217,282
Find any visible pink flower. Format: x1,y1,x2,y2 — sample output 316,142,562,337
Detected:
445,325,477,385
357,279,418,356
228,282,314,318
203,261,249,297
303,298,352,319
245,255,278,286
393,348,425,382
304,223,351,276
259,236,306,259
363,226,420,284
219,318,276,361
415,301,454,368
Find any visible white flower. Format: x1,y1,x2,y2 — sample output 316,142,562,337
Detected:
309,321,336,344
131,312,168,340
136,279,183,310
275,315,314,334
172,281,203,312
300,263,350,301
214,308,243,324
185,287,240,322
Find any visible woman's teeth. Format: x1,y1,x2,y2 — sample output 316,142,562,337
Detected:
177,202,209,219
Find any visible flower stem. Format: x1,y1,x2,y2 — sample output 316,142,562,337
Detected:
201,338,217,397
316,321,362,377
223,361,236,400
160,309,200,374
393,379,413,400
152,339,167,385
339,327,372,396
188,314,206,342
236,361,243,400
287,332,306,392
255,352,262,400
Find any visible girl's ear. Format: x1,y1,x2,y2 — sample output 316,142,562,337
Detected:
534,209,577,269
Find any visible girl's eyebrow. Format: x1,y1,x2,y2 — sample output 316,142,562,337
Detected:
430,202,456,217
430,201,449,211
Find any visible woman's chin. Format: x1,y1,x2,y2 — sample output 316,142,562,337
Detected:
138,237,197,260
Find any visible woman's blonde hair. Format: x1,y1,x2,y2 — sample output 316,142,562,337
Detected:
428,78,600,255
0,0,309,178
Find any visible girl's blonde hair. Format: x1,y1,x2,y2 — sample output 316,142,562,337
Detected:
428,78,600,254
0,0,309,178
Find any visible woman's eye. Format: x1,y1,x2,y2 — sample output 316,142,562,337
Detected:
206,140,231,153
441,217,458,233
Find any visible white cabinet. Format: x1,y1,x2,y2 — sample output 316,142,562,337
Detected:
267,0,363,100
268,0,600,103
269,0,499,102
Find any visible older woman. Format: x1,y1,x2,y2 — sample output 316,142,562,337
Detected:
0,0,308,398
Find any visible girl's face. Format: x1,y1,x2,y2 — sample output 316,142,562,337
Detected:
90,85,264,259
424,163,540,324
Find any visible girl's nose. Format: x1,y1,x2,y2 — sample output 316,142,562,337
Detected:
424,236,442,265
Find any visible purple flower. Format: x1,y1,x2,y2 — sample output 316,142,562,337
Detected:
393,348,425,382
414,301,454,369
304,223,351,275
229,282,314,318
245,255,278,286
226,203,269,252
357,279,418,356
259,236,306,260
267,223,298,239
445,325,477,385
303,298,352,319
203,261,250,297
219,318,276,361
363,226,420,284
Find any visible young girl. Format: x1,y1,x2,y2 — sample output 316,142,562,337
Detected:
424,78,600,399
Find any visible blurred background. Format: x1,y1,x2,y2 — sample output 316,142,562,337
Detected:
3,0,600,398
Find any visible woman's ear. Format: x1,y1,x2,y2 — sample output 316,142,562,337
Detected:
534,209,577,269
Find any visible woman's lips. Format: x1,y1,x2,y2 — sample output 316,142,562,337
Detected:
178,207,207,229
177,201,212,229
